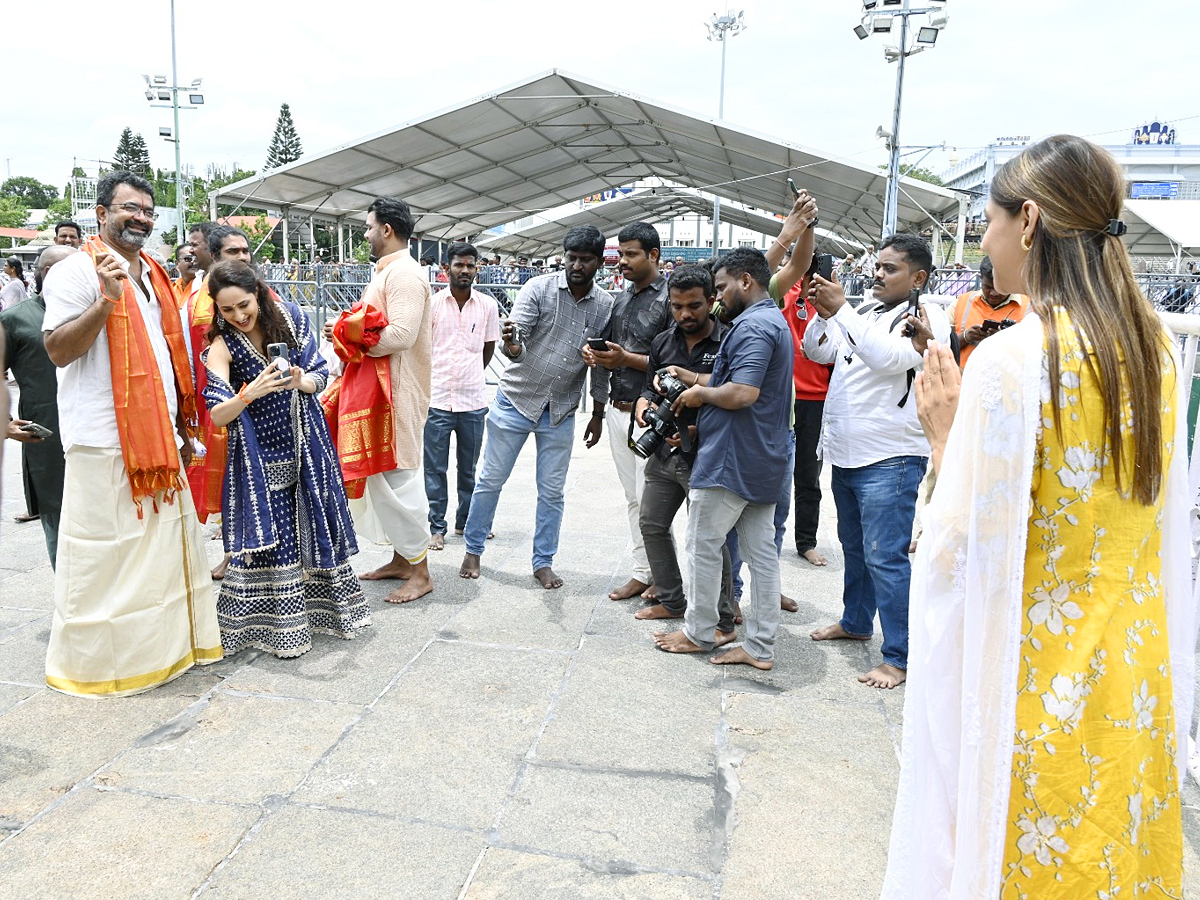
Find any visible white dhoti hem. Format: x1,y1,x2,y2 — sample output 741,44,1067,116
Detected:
349,468,430,564
46,447,223,698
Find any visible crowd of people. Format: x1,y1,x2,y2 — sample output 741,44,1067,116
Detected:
0,133,1193,898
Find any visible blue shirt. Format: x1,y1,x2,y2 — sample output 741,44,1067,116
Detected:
691,298,794,504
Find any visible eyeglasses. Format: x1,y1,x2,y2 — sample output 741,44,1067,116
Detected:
109,202,159,221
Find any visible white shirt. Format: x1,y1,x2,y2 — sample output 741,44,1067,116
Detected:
803,297,951,468
42,244,181,453
428,287,501,412
858,252,878,275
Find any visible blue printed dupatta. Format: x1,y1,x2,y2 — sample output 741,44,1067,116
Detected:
202,301,358,569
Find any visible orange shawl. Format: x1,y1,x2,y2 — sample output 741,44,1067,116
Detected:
320,301,396,499
86,237,197,516
184,277,225,521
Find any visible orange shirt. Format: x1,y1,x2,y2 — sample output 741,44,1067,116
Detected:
952,290,1028,368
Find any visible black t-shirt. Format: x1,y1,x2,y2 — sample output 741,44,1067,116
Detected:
641,316,726,463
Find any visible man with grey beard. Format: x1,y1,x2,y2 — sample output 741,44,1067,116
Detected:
40,170,221,696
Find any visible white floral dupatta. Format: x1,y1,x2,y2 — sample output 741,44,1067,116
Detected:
879,313,1196,900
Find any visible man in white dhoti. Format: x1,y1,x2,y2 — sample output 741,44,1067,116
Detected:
329,197,435,604
41,171,222,697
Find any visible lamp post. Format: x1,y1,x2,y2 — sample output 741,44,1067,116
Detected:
706,10,745,254
853,0,948,239
142,0,205,243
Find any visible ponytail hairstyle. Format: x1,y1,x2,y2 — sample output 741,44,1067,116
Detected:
991,135,1171,504
205,260,296,349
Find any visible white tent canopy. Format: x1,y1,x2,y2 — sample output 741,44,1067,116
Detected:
1123,199,1200,261
212,70,959,248
475,186,864,258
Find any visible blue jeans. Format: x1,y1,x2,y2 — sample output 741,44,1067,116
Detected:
830,455,927,670
728,430,794,598
463,391,575,570
423,407,487,535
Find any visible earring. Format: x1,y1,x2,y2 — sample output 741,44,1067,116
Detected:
1020,234,1032,252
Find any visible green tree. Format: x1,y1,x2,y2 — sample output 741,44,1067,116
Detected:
879,163,944,186
264,103,304,169
0,197,30,228
187,166,257,224
112,127,152,177
0,176,59,208
241,214,278,261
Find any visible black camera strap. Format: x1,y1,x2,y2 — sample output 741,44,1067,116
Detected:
856,294,920,408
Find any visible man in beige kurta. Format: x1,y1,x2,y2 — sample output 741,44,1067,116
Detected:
351,197,435,603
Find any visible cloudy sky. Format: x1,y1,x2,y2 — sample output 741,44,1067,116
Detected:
5,0,1194,205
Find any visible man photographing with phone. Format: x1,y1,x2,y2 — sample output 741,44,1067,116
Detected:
652,248,794,670
803,233,951,690
950,255,1027,369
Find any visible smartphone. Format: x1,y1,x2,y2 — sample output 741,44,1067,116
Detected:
266,342,290,375
20,422,53,440
816,254,835,282
786,177,800,198
980,319,1003,333
587,337,609,352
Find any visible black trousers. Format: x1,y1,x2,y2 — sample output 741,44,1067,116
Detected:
793,398,825,554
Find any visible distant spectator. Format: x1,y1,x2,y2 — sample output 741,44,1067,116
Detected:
54,221,82,248
1,258,27,310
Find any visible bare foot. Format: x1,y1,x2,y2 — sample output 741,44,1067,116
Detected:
361,552,413,581
859,663,907,689
653,630,704,654
459,553,480,579
713,629,737,648
454,529,494,539
384,566,433,604
609,578,650,600
733,600,743,625
634,603,680,621
534,567,563,589
428,533,445,551
810,622,870,642
908,540,917,554
800,548,827,566
711,645,774,670
211,553,230,581
641,585,659,601
781,594,798,613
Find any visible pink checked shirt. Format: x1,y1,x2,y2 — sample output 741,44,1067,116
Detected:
429,286,502,412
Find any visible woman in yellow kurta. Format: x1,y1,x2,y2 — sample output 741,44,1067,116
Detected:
880,135,1193,899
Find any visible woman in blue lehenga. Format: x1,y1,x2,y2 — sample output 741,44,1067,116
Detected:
202,260,370,658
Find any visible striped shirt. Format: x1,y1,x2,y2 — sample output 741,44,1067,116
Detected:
501,271,613,425
429,286,501,412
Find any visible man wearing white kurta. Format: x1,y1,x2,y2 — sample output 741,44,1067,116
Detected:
41,171,221,697
348,197,435,604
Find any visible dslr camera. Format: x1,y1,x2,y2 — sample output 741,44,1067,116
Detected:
632,369,693,459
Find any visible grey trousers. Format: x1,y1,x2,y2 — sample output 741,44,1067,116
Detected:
639,453,736,633
684,486,781,661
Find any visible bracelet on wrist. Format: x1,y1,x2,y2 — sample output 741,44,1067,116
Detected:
774,238,790,253
238,386,252,405
102,292,120,305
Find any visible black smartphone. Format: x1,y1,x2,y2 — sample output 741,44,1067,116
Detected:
815,254,835,282
587,337,609,352
980,319,1003,333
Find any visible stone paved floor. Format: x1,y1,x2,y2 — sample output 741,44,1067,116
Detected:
1,386,1198,899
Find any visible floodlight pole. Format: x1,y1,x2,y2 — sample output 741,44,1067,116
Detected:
170,0,184,241
857,1,947,239
882,6,908,240
707,11,744,254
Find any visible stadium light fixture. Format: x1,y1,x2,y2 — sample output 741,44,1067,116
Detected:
853,22,870,39
916,26,939,44
872,15,893,32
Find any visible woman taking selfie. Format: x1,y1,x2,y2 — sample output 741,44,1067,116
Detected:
203,260,370,658
883,135,1192,898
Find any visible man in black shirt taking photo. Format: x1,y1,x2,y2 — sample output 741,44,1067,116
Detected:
631,265,736,634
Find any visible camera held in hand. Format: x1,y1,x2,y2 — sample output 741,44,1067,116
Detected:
632,369,693,459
